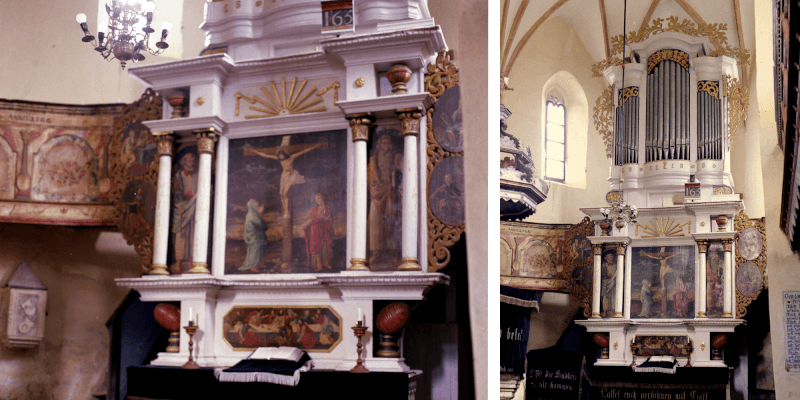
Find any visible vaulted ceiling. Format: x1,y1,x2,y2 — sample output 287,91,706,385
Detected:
501,0,755,80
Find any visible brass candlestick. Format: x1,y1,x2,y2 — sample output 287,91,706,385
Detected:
182,322,199,369
350,324,369,373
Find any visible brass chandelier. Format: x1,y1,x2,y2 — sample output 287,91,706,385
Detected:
76,0,171,70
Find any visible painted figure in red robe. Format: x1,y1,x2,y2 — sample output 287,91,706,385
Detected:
303,193,333,271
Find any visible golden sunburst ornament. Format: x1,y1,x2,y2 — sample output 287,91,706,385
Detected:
234,77,328,118
636,217,690,237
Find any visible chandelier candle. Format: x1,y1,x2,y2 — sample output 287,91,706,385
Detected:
76,0,170,69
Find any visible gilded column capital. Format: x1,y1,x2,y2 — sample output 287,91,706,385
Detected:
696,240,709,254
615,243,627,255
721,238,733,252
398,107,423,137
347,113,374,142
592,243,603,256
155,133,175,157
193,128,218,155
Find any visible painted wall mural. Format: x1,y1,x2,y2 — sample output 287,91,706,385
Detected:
499,221,578,291
225,130,347,274
0,99,125,225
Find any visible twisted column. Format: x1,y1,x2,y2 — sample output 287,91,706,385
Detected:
187,128,216,274
347,114,374,271
397,108,423,271
150,132,174,276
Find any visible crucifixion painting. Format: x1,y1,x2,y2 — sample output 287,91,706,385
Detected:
225,130,347,274
631,246,695,318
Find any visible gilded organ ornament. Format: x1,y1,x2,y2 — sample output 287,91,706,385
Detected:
727,77,748,150
593,85,615,159
698,81,720,100
593,16,750,77
647,49,689,74
617,87,639,104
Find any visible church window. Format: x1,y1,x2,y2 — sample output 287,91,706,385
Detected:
544,100,566,182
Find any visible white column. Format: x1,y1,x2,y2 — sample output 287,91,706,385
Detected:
348,115,372,271
211,135,229,277
187,129,216,274
150,133,174,276
697,240,708,317
592,244,602,318
722,239,733,317
398,109,422,271
614,243,626,318
624,245,632,319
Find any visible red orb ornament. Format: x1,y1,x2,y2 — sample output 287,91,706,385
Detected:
376,302,411,334
593,333,609,348
154,303,181,332
711,333,727,349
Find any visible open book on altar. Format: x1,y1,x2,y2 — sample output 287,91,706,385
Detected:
248,346,307,362
214,346,313,386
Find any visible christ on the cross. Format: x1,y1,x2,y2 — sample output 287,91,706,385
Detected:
244,136,328,267
641,247,681,317
245,137,327,217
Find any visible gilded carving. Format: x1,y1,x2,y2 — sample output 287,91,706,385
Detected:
194,129,217,155
606,191,623,204
109,88,162,274
398,109,423,137
635,217,690,237
727,77,749,150
155,134,175,157
349,258,369,271
698,81,720,100
733,211,767,318
592,16,750,77
347,114,373,142
426,51,464,272
617,87,639,104
647,49,689,74
316,81,340,106
721,239,733,252
714,186,733,195
562,217,596,318
234,77,332,118
696,240,708,254
616,243,627,255
593,85,615,158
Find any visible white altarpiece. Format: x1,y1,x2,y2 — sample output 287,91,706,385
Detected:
116,0,452,375
575,29,762,370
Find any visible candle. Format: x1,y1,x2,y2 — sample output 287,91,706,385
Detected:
189,307,193,325
358,308,362,323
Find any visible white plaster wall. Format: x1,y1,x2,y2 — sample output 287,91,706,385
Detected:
502,16,609,225
0,0,207,105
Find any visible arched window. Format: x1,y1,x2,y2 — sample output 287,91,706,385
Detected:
540,72,587,189
544,98,566,182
